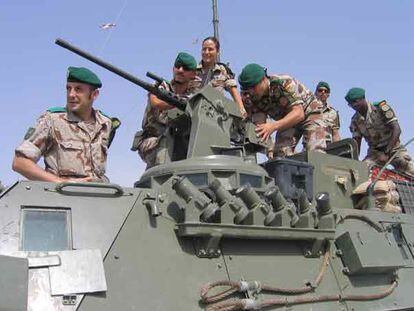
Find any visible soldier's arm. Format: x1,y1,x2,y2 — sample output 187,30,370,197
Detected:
12,156,91,183
332,129,341,142
332,111,341,142
149,93,174,111
229,87,247,118
255,105,304,142
385,121,401,154
353,137,362,157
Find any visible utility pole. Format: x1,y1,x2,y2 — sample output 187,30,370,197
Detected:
212,0,220,62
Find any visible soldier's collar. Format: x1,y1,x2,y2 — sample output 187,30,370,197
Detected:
198,61,221,73
65,108,103,124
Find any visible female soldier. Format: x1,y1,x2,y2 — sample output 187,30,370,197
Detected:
195,37,247,118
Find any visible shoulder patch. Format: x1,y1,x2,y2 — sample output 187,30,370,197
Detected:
111,117,121,130
24,127,35,140
372,100,387,106
47,106,66,113
385,110,395,119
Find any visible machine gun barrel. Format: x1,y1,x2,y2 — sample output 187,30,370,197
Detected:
55,38,187,110
146,71,167,85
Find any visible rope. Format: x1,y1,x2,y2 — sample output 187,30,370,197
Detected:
200,243,330,303
204,281,398,310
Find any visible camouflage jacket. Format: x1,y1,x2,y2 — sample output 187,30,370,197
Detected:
243,74,323,121
350,100,399,150
193,62,237,93
141,80,194,137
15,107,113,181
323,103,340,141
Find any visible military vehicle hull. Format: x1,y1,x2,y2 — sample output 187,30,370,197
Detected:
2,151,414,310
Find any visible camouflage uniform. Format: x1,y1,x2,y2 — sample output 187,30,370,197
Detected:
322,103,340,144
15,108,113,182
350,100,414,175
243,75,327,157
193,63,237,93
135,81,194,169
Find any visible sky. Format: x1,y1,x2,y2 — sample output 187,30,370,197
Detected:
1,0,414,187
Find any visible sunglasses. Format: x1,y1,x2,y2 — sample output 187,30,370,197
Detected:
317,89,330,94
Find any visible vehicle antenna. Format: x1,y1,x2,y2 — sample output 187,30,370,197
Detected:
212,0,220,62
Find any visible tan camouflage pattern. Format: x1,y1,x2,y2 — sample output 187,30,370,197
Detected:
193,62,237,93
243,75,328,157
136,80,194,168
322,104,340,144
350,100,414,175
15,109,112,181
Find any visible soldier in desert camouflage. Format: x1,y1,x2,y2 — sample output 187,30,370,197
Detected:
132,52,197,169
12,67,119,183
239,63,328,158
193,37,247,119
346,87,414,176
315,81,340,144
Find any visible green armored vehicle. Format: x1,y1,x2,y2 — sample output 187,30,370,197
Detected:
1,40,414,311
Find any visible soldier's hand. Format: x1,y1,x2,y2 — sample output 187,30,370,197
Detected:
240,107,248,120
255,122,277,142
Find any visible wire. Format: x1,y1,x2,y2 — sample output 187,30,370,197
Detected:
98,0,129,56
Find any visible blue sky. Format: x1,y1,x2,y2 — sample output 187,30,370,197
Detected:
1,0,414,186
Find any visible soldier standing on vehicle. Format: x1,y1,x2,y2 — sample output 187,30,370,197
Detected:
194,37,247,119
315,81,341,144
132,52,197,169
346,87,414,175
12,67,119,183
238,63,328,158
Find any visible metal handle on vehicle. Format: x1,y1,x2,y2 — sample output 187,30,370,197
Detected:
55,182,125,197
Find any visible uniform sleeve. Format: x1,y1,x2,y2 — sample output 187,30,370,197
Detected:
15,113,53,162
280,77,305,108
349,118,361,139
222,65,237,91
333,110,340,130
378,102,398,125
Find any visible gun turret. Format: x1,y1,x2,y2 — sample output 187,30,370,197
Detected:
55,38,187,110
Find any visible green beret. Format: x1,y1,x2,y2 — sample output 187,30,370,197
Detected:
174,52,197,71
345,87,365,103
67,66,102,88
238,63,266,89
316,81,330,92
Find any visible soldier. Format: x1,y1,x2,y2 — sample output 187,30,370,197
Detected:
315,81,340,144
132,52,197,169
238,63,327,158
346,87,414,175
12,67,120,183
194,37,247,118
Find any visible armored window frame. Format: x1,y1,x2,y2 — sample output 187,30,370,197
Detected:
20,206,73,252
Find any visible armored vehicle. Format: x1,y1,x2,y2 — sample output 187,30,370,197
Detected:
1,40,414,311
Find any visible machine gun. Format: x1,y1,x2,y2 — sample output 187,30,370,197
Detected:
56,38,270,162
55,38,187,111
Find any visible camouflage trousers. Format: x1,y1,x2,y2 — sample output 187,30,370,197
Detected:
364,146,414,176
134,133,168,170
273,112,328,158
